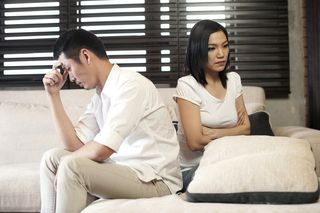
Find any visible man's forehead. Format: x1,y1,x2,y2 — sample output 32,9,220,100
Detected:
57,53,72,66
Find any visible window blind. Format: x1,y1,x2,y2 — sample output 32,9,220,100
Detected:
0,0,289,97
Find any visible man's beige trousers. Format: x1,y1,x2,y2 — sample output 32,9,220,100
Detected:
40,148,171,213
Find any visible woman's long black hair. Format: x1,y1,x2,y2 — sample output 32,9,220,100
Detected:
185,20,230,88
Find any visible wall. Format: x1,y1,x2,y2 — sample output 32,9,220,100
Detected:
266,0,306,127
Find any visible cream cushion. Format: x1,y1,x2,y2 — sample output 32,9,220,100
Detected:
0,102,57,164
187,136,319,204
0,163,40,212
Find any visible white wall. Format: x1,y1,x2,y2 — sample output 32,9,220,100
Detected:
266,0,306,127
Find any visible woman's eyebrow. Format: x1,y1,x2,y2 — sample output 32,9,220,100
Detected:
208,40,228,46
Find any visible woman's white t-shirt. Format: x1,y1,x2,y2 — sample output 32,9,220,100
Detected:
173,72,243,169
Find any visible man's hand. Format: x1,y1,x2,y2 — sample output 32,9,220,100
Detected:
43,62,69,95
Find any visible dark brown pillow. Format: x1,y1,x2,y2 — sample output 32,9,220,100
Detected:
249,111,274,136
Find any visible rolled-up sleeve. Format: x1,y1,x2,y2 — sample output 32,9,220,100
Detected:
74,96,100,143
93,81,146,152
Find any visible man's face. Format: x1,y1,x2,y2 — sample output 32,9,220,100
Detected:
58,52,95,90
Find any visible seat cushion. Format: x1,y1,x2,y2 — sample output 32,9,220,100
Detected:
186,136,319,204
82,193,320,213
0,163,40,212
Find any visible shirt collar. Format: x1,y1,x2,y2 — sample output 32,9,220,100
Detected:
100,63,120,96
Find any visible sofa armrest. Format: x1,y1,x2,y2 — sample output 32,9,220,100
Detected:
273,126,320,177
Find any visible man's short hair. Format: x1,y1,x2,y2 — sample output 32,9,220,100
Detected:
53,29,108,62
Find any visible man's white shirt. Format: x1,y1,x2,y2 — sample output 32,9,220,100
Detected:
75,64,182,193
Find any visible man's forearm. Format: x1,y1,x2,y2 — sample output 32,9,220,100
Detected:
69,141,114,162
47,93,83,151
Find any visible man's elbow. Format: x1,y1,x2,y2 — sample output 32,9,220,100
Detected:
92,143,114,162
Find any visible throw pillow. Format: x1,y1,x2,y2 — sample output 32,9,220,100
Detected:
249,111,274,136
186,136,319,204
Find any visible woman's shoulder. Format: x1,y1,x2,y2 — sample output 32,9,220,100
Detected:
227,71,242,84
178,75,196,82
226,71,241,79
177,75,199,87
175,75,203,105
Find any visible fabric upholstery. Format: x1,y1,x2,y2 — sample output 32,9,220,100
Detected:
242,86,266,114
82,193,320,213
0,87,319,212
0,89,94,164
186,136,319,204
0,163,40,212
273,126,320,177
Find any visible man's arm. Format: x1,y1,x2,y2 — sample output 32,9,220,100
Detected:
43,64,84,151
68,141,115,162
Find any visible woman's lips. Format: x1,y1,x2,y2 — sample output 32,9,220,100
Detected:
215,61,226,64
215,61,226,65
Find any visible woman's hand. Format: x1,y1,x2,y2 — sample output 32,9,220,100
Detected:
237,109,246,126
202,126,218,137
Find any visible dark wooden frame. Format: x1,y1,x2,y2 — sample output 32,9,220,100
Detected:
307,0,320,129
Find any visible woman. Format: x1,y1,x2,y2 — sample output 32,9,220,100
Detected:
174,20,250,192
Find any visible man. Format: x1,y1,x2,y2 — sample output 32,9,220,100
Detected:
41,29,182,213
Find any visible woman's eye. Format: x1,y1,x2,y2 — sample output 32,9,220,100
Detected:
224,44,229,48
208,47,215,51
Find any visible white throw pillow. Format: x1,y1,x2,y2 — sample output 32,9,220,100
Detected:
186,136,319,204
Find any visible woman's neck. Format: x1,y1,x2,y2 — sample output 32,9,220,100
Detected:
205,71,220,85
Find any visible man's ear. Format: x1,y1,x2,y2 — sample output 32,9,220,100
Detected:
79,48,91,65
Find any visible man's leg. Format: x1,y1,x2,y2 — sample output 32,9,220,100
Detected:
40,148,70,213
55,157,171,213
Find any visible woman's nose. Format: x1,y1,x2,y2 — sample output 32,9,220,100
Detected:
217,48,224,57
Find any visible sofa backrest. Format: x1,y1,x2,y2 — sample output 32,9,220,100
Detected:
0,86,265,165
0,89,94,165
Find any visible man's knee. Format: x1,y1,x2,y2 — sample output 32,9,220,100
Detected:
40,148,69,170
57,157,87,185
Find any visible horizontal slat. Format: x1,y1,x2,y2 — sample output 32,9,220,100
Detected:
0,0,289,98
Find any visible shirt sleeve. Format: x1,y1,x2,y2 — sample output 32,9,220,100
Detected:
231,72,243,98
173,77,202,106
74,96,100,143
93,81,146,152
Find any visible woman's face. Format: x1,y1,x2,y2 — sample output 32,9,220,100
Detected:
205,31,229,73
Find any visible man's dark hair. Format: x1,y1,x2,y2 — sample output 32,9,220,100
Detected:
53,29,108,62
185,20,230,88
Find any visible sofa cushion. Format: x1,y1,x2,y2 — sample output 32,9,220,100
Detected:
0,101,61,164
242,86,266,114
249,111,274,136
186,136,319,204
273,126,320,178
0,163,40,212
81,193,320,213
0,89,94,164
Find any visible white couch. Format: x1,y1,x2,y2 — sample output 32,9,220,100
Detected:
0,86,320,213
